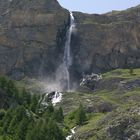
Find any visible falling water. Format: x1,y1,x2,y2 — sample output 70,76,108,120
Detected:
51,92,62,106
66,127,76,140
63,11,75,91
41,12,75,92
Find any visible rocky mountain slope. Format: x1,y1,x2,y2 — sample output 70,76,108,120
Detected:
1,0,140,84
0,0,69,79
71,6,140,82
57,68,140,140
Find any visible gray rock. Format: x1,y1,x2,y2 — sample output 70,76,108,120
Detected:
0,0,69,80
70,7,140,83
80,73,102,90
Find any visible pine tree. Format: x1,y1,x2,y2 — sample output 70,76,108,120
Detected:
45,119,65,140
8,106,26,134
25,121,35,140
0,76,8,90
0,109,5,120
75,104,87,125
54,107,64,122
2,108,13,134
47,103,54,114
6,80,17,97
30,94,39,113
14,117,30,140
42,103,55,122
20,88,31,106
26,120,44,140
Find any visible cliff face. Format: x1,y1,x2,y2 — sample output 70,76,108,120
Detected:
0,0,69,79
71,6,140,82
1,1,140,82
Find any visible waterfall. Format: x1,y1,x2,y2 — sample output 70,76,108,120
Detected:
40,91,62,108
63,11,75,91
66,127,76,140
51,92,62,106
42,12,75,92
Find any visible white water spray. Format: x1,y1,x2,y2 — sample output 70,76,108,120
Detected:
66,127,76,140
63,11,75,91
40,91,62,108
51,92,62,106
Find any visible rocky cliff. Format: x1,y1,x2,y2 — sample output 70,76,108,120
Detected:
1,1,140,84
0,0,69,79
71,6,140,82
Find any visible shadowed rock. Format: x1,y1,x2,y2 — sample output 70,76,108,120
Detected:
0,0,69,80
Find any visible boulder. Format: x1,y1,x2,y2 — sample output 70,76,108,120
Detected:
80,73,102,90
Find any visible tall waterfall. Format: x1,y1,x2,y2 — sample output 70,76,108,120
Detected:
42,12,75,92
63,11,75,91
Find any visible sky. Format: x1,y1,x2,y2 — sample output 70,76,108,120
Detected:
58,0,140,14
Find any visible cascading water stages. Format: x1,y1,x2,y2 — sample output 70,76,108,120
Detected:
63,11,75,91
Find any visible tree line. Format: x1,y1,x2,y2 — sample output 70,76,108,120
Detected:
0,76,87,140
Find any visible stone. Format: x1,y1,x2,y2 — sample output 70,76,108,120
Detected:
80,73,102,90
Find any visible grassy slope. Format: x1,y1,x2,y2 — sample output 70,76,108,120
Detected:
15,68,140,139
59,68,140,139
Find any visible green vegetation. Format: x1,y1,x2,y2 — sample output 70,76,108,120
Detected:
60,68,140,139
0,76,67,140
102,68,140,80
0,68,140,140
75,104,87,125
64,104,87,129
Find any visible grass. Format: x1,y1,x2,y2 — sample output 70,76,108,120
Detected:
15,78,46,93
60,68,140,139
77,113,105,133
16,68,140,112
123,88,140,96
59,92,102,114
102,68,140,80
64,110,77,128
73,113,106,140
94,90,122,106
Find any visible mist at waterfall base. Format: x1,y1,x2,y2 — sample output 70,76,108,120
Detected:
39,12,76,93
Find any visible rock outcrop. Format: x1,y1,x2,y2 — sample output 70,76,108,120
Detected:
73,105,140,140
0,0,69,79
80,73,102,90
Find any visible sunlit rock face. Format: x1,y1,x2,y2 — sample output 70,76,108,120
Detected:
0,0,69,80
70,6,140,83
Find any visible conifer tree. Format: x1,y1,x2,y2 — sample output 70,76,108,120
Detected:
14,117,30,140
54,107,64,122
0,76,8,90
75,104,87,125
30,94,39,113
